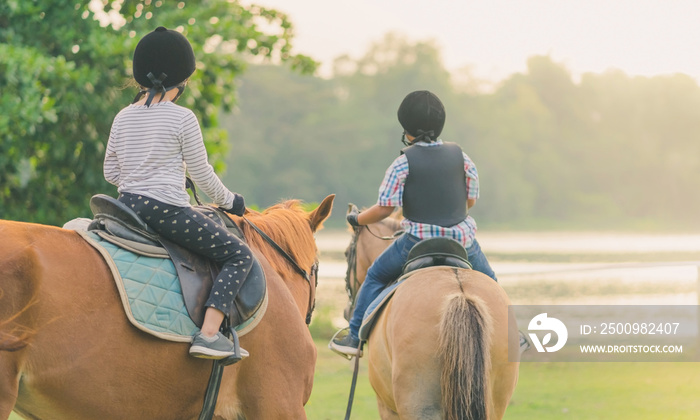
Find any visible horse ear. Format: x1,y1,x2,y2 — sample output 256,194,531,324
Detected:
308,194,335,233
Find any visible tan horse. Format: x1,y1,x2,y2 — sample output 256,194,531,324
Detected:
0,195,334,420
346,219,519,420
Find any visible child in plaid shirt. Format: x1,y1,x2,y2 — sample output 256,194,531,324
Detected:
330,90,497,357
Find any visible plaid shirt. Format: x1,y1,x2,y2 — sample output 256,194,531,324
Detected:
377,140,479,247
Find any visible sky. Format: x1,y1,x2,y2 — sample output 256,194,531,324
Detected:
247,0,700,83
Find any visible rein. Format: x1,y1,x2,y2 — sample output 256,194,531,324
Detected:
185,177,316,324
242,216,317,325
364,224,403,241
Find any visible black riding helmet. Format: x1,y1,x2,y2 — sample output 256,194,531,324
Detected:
132,26,196,106
397,90,446,144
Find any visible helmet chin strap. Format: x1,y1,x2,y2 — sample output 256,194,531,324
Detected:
171,84,186,102
401,132,411,147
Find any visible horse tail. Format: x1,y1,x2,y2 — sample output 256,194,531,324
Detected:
438,291,493,420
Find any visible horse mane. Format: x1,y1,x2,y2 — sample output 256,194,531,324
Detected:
238,200,317,280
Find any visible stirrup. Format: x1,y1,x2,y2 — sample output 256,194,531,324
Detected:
328,328,363,360
218,327,244,366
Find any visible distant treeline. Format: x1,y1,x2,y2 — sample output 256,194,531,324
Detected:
5,5,699,232
221,35,700,230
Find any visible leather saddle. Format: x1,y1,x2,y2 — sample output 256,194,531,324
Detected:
402,237,472,275
359,237,472,341
87,194,266,328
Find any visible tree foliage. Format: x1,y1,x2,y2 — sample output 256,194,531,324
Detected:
5,12,700,231
0,0,315,225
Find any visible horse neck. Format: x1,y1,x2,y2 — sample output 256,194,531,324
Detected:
239,204,317,307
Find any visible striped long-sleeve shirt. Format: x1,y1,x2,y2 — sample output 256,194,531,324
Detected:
377,140,479,247
104,102,235,209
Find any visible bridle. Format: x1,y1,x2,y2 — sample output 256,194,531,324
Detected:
344,224,402,316
344,226,361,316
243,216,318,325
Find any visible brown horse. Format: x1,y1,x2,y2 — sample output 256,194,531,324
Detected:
345,219,519,419
0,195,334,420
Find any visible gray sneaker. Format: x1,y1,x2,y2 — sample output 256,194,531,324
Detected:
189,332,250,360
329,331,362,358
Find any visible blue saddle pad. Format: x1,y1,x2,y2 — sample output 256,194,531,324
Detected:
82,231,197,341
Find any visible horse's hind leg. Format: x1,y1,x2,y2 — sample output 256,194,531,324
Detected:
376,398,399,420
381,360,442,420
0,354,21,420
392,382,442,420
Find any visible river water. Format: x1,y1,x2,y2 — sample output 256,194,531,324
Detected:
314,230,700,312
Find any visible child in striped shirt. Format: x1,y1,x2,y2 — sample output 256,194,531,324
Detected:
104,27,250,362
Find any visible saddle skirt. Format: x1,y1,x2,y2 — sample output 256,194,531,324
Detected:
358,237,472,341
68,194,268,342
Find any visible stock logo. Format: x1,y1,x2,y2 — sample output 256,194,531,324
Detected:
528,313,568,353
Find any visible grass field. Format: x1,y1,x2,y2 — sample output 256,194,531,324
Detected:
307,340,700,419
504,362,700,419
305,296,700,418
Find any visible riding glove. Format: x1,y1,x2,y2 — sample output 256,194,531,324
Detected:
346,204,360,227
226,194,246,216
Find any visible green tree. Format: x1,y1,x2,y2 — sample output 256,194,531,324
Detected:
0,0,315,225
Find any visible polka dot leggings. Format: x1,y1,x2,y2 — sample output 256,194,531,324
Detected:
119,193,253,315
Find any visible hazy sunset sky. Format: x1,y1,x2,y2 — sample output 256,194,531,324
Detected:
248,0,700,82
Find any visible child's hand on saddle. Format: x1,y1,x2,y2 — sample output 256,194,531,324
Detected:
225,194,246,216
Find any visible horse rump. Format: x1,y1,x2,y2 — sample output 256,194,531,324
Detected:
438,293,493,420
